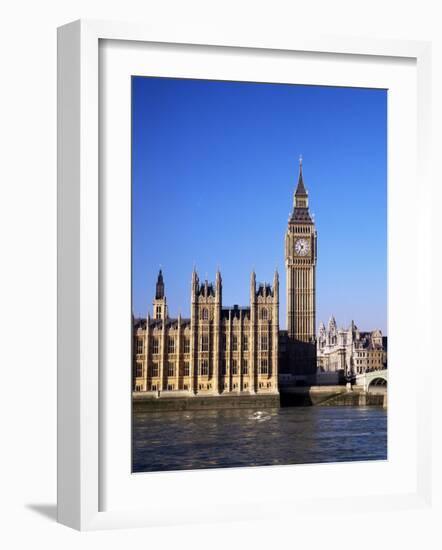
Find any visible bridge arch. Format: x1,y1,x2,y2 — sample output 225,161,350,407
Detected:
367,376,387,392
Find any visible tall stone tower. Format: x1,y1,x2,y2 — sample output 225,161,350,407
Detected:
285,158,317,375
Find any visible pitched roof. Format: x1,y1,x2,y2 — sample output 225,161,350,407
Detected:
148,317,191,329
256,283,274,297
290,207,313,224
221,305,250,320
289,160,313,223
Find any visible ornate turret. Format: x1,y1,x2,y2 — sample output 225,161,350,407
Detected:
250,270,256,304
318,321,326,350
327,315,337,346
152,269,168,320
273,269,279,296
215,268,222,302
191,267,199,299
155,269,165,299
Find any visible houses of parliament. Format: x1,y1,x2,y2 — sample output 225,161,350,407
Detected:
133,159,317,396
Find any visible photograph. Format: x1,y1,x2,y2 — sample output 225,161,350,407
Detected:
131,76,388,473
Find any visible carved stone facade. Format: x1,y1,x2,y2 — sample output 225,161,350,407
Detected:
133,269,279,396
317,316,387,379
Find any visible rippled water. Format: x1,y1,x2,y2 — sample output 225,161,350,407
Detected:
132,406,387,473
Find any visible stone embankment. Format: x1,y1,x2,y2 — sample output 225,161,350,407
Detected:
280,386,387,408
132,392,280,412
133,386,387,412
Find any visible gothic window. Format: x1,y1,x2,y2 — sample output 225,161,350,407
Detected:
167,362,175,377
151,362,159,377
200,359,209,376
201,334,209,352
135,362,143,378
183,337,190,353
242,359,248,375
136,338,144,354
167,384,174,391
232,335,238,351
151,337,159,355
183,362,190,376
232,359,238,375
167,336,175,354
201,308,209,321
260,358,268,375
155,305,162,319
242,335,248,351
260,308,268,321
135,385,142,392
260,334,268,351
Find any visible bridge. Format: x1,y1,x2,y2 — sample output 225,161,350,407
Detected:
354,368,387,392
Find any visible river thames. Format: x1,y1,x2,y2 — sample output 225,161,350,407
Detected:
132,406,387,473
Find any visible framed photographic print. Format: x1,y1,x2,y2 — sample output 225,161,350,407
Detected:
130,77,388,474
57,20,432,530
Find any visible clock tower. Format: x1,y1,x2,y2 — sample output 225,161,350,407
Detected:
285,158,317,374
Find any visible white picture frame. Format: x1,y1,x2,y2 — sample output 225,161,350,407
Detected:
57,19,432,531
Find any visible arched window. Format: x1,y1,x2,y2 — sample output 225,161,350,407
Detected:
260,308,268,320
201,308,209,320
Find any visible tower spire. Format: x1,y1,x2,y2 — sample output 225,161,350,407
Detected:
155,269,165,299
153,269,168,320
295,155,307,197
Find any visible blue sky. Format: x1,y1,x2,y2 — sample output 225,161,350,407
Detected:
132,77,387,333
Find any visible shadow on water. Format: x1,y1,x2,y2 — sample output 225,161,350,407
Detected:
280,385,342,406
280,385,386,407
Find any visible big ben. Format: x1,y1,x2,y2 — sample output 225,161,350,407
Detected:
285,157,317,375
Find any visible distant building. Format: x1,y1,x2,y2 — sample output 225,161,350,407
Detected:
133,269,279,396
317,316,387,381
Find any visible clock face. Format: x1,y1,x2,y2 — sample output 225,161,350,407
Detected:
294,238,310,256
